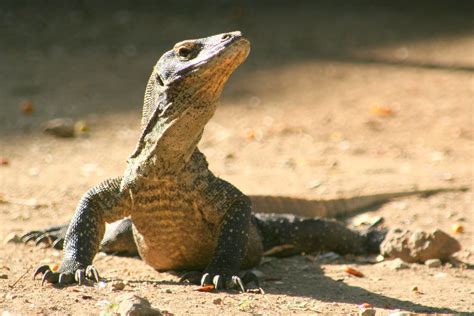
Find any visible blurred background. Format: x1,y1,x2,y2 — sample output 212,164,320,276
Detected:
0,0,473,131
0,2,473,314
0,0,473,193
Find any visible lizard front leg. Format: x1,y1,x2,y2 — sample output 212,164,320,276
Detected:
200,196,255,290
35,177,129,285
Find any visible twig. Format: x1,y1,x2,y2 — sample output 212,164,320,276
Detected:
9,268,30,289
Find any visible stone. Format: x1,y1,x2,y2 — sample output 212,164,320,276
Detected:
380,228,461,263
116,294,161,316
42,118,75,138
387,258,410,271
359,308,376,316
110,281,126,291
425,258,442,268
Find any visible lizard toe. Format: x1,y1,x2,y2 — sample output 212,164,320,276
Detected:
200,272,256,292
200,272,213,287
179,271,203,284
21,225,67,248
34,234,54,246
33,265,52,280
21,231,42,244
75,269,86,285
52,238,64,250
42,270,59,285
212,275,225,290
85,265,101,282
229,275,246,292
58,272,75,285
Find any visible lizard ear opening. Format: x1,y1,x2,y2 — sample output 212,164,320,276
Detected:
156,73,164,86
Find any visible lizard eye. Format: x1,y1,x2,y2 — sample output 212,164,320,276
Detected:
177,46,192,58
174,42,201,60
221,33,232,41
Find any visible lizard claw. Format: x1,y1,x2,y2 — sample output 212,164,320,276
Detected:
41,269,59,285
52,238,64,249
35,235,53,246
199,271,259,292
21,225,67,249
58,272,74,285
33,265,51,280
181,270,261,292
33,263,100,286
75,270,85,285
86,265,100,282
21,231,42,243
179,271,203,284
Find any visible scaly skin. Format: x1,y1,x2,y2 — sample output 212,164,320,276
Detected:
26,31,465,291
33,32,262,290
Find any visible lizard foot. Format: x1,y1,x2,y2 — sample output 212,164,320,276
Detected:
363,227,389,254
33,264,100,286
180,270,260,292
21,225,67,249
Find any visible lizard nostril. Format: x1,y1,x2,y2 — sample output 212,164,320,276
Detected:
221,34,232,41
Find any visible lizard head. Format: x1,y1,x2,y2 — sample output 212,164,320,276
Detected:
140,31,250,126
155,31,250,92
123,32,249,184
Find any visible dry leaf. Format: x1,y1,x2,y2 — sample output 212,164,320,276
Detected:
451,223,464,234
370,105,394,117
344,266,364,277
194,284,215,292
20,100,34,114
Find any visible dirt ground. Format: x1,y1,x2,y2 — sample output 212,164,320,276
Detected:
1,1,473,315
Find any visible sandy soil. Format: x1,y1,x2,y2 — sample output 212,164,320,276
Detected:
1,2,473,315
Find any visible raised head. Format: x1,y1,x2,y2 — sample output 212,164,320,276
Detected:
123,32,250,187
140,31,250,130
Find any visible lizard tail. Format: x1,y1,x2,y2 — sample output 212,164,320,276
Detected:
249,186,468,218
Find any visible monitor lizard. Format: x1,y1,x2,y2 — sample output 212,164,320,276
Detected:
24,31,465,291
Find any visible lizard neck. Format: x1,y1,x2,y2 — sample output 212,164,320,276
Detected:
121,79,221,190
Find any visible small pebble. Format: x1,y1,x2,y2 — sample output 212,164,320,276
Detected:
111,281,126,291
388,258,410,271
42,118,75,138
425,259,442,268
0,274,8,279
212,298,222,305
451,224,464,234
74,120,89,135
116,294,161,315
359,308,376,316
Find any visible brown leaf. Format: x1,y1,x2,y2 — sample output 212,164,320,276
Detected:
344,266,364,277
194,284,215,292
370,105,394,117
20,100,34,114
